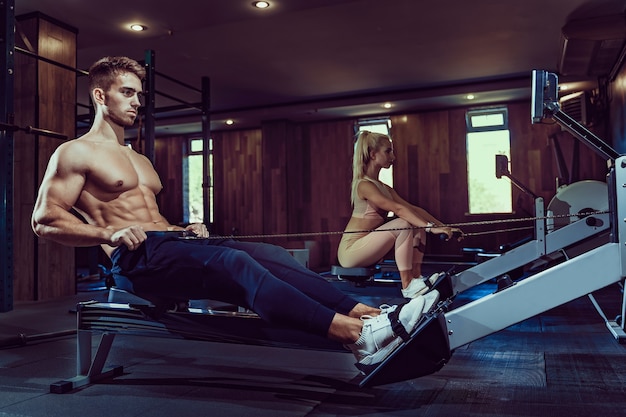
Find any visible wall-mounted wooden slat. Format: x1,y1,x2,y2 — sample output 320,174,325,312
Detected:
306,120,355,267
154,135,184,224
212,129,263,238
14,13,77,300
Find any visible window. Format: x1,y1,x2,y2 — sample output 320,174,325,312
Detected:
357,118,393,187
184,137,213,224
466,107,512,214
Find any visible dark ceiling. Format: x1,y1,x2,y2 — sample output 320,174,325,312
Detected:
13,0,626,135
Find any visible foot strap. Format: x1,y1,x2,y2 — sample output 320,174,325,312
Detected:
388,305,411,342
424,272,444,289
424,277,435,289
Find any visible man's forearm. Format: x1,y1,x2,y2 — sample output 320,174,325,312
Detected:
32,219,113,247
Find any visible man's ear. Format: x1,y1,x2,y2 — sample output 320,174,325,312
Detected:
92,88,105,105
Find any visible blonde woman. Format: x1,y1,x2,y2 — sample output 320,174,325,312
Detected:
338,131,462,298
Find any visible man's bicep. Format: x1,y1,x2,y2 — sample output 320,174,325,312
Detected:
43,174,85,211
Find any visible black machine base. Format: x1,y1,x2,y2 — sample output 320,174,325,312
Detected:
356,309,452,388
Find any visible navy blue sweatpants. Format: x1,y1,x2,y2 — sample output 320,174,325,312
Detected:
109,233,358,337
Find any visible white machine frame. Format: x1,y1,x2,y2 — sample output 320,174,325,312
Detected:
446,163,625,346
451,196,610,294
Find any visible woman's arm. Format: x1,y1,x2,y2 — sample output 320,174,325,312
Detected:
358,181,432,229
385,185,463,239
388,189,442,225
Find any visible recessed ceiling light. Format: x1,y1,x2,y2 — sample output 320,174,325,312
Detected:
130,24,147,32
466,94,475,100
225,119,235,125
382,102,393,109
253,1,270,9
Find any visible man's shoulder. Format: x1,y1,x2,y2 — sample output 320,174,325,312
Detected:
51,136,113,172
58,133,116,152
53,136,93,157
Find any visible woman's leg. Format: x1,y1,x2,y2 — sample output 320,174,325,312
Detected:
411,228,427,278
339,219,416,288
338,219,415,269
403,229,443,298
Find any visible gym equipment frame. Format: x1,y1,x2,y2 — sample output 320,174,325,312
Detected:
446,70,626,350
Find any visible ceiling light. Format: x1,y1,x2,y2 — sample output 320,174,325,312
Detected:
130,24,147,32
225,119,235,125
253,1,270,9
382,102,393,109
466,94,475,100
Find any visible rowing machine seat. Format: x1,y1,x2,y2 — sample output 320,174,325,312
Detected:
330,265,378,286
108,287,153,305
107,286,245,314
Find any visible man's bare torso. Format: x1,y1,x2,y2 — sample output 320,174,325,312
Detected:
71,138,169,232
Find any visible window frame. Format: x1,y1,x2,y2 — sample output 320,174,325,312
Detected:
465,107,509,133
184,136,213,224
465,106,513,215
356,118,393,188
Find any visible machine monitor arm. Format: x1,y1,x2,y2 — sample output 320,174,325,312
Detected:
530,69,621,163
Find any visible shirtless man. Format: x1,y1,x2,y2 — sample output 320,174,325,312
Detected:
31,56,439,367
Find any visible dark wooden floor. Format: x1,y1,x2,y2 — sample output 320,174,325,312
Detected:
1,271,626,417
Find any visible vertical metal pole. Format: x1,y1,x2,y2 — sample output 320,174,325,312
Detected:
0,0,15,312
613,157,626,332
143,49,155,163
201,76,211,226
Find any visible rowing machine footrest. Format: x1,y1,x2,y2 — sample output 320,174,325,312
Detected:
358,311,452,387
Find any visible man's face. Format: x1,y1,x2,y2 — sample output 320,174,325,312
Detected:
103,72,143,127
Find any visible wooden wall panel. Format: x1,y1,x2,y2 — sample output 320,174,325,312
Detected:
391,111,452,217
14,13,77,300
443,108,471,223
286,124,309,238
13,49,37,301
261,121,290,236
260,120,319,250
212,129,263,237
306,120,355,268
36,18,77,300
154,135,185,225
